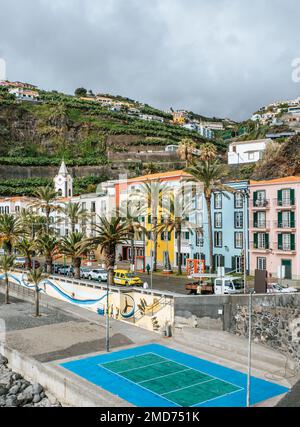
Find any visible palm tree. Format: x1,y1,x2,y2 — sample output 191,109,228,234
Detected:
177,138,197,166
35,234,59,274
17,208,47,238
27,268,47,317
0,254,15,304
59,232,92,279
119,204,148,267
90,217,129,286
15,237,36,269
186,160,233,273
158,192,202,275
61,202,89,233
135,180,170,271
199,143,217,162
30,186,59,232
0,214,23,254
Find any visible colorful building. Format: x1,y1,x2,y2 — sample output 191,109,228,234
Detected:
190,181,249,273
114,170,200,270
249,176,300,283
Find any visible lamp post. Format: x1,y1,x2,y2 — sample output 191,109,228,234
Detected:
105,267,111,353
242,189,250,293
246,290,253,407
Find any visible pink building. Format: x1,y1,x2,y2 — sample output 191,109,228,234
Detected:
250,176,300,283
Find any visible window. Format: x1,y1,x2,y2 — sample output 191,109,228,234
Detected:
91,202,96,213
176,252,190,267
248,152,255,160
214,193,222,209
234,212,243,229
282,211,291,228
235,232,243,249
257,211,266,228
214,212,222,228
256,233,269,249
15,206,20,213
234,192,243,208
214,231,222,248
282,189,291,206
215,254,224,268
257,257,267,271
254,190,267,207
196,231,204,247
282,233,291,251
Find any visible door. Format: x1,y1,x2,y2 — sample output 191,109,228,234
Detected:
282,259,292,280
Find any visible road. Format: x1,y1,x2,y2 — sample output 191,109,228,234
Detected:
136,272,189,294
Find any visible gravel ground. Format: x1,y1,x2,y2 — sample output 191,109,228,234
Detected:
0,294,79,332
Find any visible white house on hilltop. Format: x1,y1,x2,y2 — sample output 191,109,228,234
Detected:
228,138,272,165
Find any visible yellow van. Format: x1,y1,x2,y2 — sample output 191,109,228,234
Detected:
114,270,143,287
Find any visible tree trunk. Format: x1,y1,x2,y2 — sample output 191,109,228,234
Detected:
153,217,158,271
35,285,40,317
177,224,182,275
46,256,53,274
74,257,81,279
46,207,50,233
5,273,9,304
130,236,135,268
206,196,214,274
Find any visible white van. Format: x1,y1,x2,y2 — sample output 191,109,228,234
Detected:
214,277,244,295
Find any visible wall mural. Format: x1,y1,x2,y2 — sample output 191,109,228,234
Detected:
0,272,171,333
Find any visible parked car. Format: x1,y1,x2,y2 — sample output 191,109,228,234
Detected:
87,269,108,282
13,257,26,267
80,267,91,279
57,265,74,276
53,264,65,274
113,270,143,287
267,283,298,293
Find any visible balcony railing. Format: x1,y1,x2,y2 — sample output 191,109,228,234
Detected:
250,242,270,251
250,221,270,229
251,199,270,209
276,221,296,229
275,198,296,208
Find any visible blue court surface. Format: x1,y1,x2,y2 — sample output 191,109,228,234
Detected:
60,344,289,407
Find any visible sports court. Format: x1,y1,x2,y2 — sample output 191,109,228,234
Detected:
61,344,289,407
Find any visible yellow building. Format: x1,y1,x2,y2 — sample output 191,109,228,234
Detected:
115,170,192,271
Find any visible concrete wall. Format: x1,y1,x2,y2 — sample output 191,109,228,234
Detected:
174,293,300,368
0,343,128,407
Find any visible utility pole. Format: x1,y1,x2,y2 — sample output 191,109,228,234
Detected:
105,268,111,352
246,291,253,407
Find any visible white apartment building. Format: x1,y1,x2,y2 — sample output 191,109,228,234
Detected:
228,139,272,165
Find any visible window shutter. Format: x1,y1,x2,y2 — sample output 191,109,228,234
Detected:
253,212,258,227
291,234,295,251
278,211,282,228
265,234,269,249
232,256,236,271
291,211,295,228
160,232,164,241
148,215,152,224
254,233,258,248
278,234,283,250
168,232,171,241
185,232,189,240
253,191,257,205
221,255,225,267
290,189,295,205
278,190,282,206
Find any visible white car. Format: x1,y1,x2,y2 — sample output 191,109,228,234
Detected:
267,283,298,293
87,269,108,282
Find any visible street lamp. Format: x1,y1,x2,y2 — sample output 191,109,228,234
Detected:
241,189,250,293
246,290,253,407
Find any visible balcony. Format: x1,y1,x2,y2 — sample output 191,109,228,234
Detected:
274,199,296,209
250,242,271,253
251,199,270,210
250,221,270,231
275,221,296,231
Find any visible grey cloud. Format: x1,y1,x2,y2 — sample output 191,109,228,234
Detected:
0,0,299,120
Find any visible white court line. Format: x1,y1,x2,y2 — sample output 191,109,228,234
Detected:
101,352,163,368
99,352,245,407
162,378,215,396
99,363,180,407
119,360,170,374
191,388,244,407
138,368,191,384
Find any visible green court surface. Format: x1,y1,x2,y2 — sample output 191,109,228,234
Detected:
100,352,242,406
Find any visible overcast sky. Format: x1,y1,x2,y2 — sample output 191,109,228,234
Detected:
0,0,300,121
